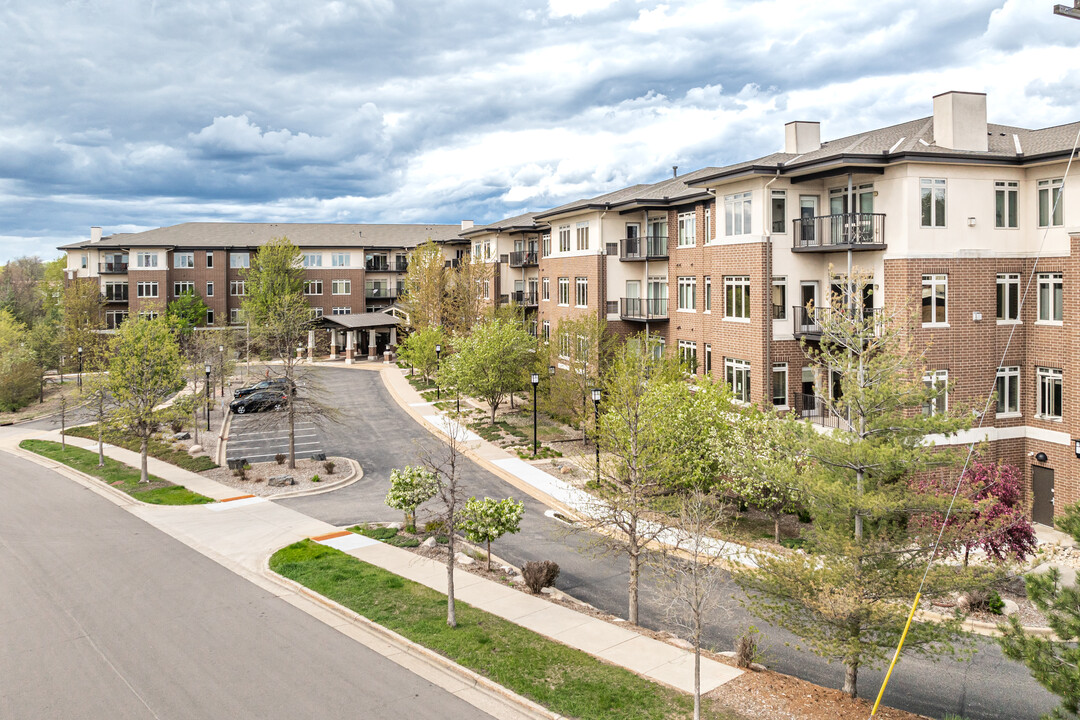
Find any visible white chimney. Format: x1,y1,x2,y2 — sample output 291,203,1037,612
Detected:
90,226,102,243
933,91,987,152
784,121,821,154
461,220,474,230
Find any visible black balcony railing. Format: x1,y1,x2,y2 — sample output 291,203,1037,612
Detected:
620,297,668,321
509,250,538,267
365,260,390,272
795,392,852,431
793,213,885,251
620,236,668,261
104,286,129,302
793,304,882,339
99,261,128,273
365,286,399,300
509,291,538,306
394,259,409,272
445,258,460,269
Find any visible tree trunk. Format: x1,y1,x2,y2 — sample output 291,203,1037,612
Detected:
628,550,640,625
843,659,859,699
288,395,296,470
486,539,491,571
774,514,782,544
854,468,864,541
140,436,149,483
694,644,701,720
446,530,457,627
490,402,497,424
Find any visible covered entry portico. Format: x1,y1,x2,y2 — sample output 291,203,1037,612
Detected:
320,312,402,364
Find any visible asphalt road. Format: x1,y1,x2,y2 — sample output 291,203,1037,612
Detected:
227,414,325,465
280,366,1058,720
0,450,492,720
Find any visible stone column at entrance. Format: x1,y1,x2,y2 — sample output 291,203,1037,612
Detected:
329,329,338,360
345,330,354,364
367,329,377,361
307,330,315,361
389,327,397,347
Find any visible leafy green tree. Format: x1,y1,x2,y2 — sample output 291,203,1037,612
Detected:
400,239,447,330
459,496,525,570
385,465,439,528
1058,501,1080,542
398,326,446,382
167,290,209,338
549,315,616,440
61,279,105,371
107,317,185,483
0,256,46,326
241,236,306,322
440,316,534,423
445,250,492,334
26,315,61,403
0,309,38,411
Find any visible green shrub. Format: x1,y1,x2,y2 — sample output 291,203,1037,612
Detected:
311,474,320,483
349,525,398,540
323,460,335,475
386,535,421,548
987,590,1006,615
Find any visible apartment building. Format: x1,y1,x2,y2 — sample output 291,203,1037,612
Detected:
459,212,546,335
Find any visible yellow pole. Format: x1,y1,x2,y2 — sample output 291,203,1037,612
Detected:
870,591,921,717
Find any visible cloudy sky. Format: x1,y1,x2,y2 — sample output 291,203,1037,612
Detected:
1,0,1077,261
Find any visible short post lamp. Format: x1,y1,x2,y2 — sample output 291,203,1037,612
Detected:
435,344,442,400
218,344,225,398
77,346,84,388
531,372,540,457
591,388,602,482
204,364,212,431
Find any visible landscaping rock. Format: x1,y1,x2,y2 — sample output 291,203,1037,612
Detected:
1002,598,1020,616
188,444,203,454
560,467,572,475
386,522,402,530
421,537,437,548
267,475,295,487
171,431,191,441
454,552,475,566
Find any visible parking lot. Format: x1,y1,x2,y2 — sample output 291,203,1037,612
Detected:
226,414,325,465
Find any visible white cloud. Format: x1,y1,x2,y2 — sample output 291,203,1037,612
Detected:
548,0,618,18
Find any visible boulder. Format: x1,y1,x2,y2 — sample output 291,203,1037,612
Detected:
421,537,437,548
386,522,403,530
172,431,191,441
188,444,203,454
1002,598,1020,616
267,475,295,487
454,552,475,566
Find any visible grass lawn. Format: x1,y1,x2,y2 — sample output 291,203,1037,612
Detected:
64,424,217,472
19,439,214,505
271,540,742,720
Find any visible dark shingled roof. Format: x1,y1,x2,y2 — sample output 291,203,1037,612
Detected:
320,312,402,330
460,211,548,237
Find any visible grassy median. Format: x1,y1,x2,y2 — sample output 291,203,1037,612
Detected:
64,424,218,472
271,539,739,720
20,439,214,505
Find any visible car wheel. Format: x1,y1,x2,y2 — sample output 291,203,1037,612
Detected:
236,405,246,414
273,403,283,411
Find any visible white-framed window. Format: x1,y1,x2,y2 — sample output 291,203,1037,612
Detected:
576,222,590,251
136,252,158,268
920,178,947,227
921,274,947,325
542,233,551,257
772,363,788,407
558,333,572,359
724,275,750,320
575,277,588,307
310,307,324,319
771,190,787,234
206,308,215,325
229,308,240,324
332,279,351,295
677,276,696,311
305,280,323,295
332,306,351,315
175,252,194,269
136,281,158,298
1037,272,1063,324
772,277,787,320
484,241,492,260
677,211,696,247
725,358,751,403
206,251,214,269
704,276,712,313
703,343,712,375
651,336,666,361
995,181,1018,229
996,273,1020,322
922,369,948,416
559,226,571,253
678,340,697,374
996,366,1020,416
137,311,159,320
1037,367,1063,420
724,192,752,236
230,281,246,297
173,281,194,297
704,206,713,243
482,279,490,299
332,252,350,267
542,277,550,301
303,253,323,268
558,277,570,306
80,254,88,269
542,320,550,341
206,281,214,297
1038,178,1064,228
230,252,250,268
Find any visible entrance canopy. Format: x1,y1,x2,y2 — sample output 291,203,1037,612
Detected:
319,312,402,332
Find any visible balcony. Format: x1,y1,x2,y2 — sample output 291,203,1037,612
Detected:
365,259,390,272
104,287,129,303
792,213,885,252
445,259,460,269
792,305,882,340
509,250,538,268
394,258,409,272
510,291,538,307
99,261,129,274
795,392,852,431
620,297,668,322
365,286,399,300
620,236,668,262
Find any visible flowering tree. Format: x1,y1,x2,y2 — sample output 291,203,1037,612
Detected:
458,496,525,570
385,465,439,528
910,460,1037,567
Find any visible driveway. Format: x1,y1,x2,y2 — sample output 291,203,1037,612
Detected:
279,366,1057,720
227,414,325,465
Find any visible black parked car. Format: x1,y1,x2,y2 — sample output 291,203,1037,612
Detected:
233,378,295,399
230,390,288,414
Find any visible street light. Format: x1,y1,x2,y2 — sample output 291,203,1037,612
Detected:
531,373,540,457
591,388,601,482
204,363,212,431
77,346,83,388
435,344,442,400
218,344,225,398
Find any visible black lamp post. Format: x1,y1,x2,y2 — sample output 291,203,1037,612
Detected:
77,346,83,388
531,372,540,457
218,344,225,398
591,387,601,482
435,344,442,400
204,364,211,431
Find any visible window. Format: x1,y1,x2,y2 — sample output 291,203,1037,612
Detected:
332,307,351,315
173,281,194,297
772,277,787,320
576,222,590,251
725,358,751,403
558,277,570,305
724,275,751,320
677,276,696,311
230,281,246,297
995,181,1018,228
303,253,323,268
206,252,214,269
482,279,490,299
724,192,752,236
206,308,215,325
136,252,158,268
542,320,550,341
104,282,128,301
704,206,713,243
229,308,240,324
575,277,588,307
135,281,158,298
678,340,697,374
137,311,159,320
1038,178,1064,227
704,276,712,313
542,277,550,301
920,178,946,227
996,366,1020,416
651,336,666,361
332,279,351,295
704,343,712,375
677,211,696,247
332,253,351,267
996,273,1020,322
922,370,948,416
558,333,571,359
1037,367,1063,420
559,226,571,253
305,280,323,295
542,233,551,257
206,281,214,297
175,252,194,269
772,363,788,407
80,254,87,269
771,190,787,234
1037,273,1063,323
230,252,249,268
921,274,947,325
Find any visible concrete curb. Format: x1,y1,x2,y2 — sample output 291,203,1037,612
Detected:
917,607,1058,639
269,457,363,500
4,441,140,509
263,555,563,720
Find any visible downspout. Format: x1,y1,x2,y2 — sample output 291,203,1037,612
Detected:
763,171,780,407
599,209,607,325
